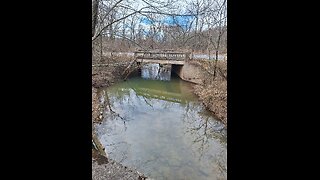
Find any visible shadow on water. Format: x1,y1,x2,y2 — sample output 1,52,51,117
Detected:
95,64,227,180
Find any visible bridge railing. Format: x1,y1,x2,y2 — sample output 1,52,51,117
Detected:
134,51,191,61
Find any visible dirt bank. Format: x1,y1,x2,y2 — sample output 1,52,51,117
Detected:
190,60,227,125
92,56,133,88
92,149,147,180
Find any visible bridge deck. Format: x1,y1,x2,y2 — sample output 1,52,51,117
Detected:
136,59,185,65
134,51,190,64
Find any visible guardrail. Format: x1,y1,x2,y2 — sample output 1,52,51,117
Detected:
134,51,191,61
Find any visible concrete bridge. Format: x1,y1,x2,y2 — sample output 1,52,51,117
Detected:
134,50,191,65
132,50,204,84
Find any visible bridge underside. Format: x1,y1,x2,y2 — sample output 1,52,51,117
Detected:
136,59,185,65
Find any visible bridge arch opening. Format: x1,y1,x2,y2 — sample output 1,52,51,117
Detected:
133,50,190,81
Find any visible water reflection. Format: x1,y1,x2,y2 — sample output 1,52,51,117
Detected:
141,64,171,81
181,104,227,179
95,68,227,180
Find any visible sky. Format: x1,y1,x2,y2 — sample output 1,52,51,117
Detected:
140,15,194,27
107,0,226,37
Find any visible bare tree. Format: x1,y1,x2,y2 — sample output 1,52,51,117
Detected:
92,0,99,37
92,0,227,62
210,0,227,78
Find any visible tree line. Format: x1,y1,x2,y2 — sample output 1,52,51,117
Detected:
92,0,227,60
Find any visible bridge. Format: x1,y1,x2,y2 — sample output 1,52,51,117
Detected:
134,50,191,65
123,50,201,83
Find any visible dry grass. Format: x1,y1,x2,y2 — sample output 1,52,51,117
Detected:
92,56,133,88
193,60,227,125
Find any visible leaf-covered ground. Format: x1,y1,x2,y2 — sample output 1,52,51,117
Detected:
192,60,227,125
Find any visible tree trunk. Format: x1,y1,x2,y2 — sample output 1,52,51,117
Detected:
213,50,218,79
213,24,223,79
215,50,219,61
92,0,99,37
100,34,103,63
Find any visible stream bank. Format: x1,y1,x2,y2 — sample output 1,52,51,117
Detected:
92,57,148,179
92,57,227,179
191,60,227,125
171,60,227,125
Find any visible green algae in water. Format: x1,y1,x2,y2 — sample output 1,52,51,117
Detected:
96,65,227,180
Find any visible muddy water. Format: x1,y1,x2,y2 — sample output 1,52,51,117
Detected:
95,64,227,180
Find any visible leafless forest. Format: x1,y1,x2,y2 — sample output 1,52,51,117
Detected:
92,0,226,61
